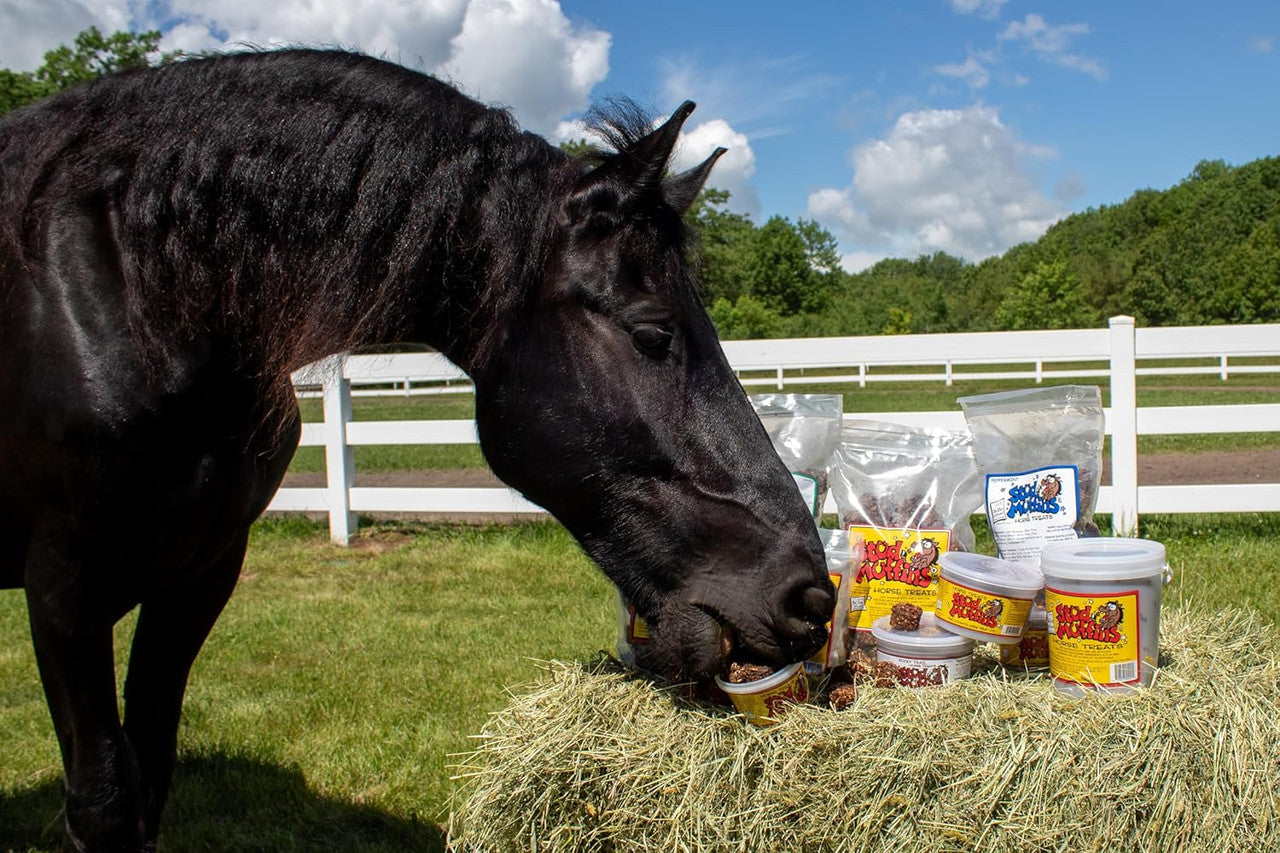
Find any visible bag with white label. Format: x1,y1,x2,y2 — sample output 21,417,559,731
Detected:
750,393,843,519
828,419,981,645
958,385,1105,570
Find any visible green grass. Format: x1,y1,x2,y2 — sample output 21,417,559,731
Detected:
3,512,1279,850
0,519,615,852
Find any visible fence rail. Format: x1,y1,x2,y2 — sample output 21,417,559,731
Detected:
273,316,1280,543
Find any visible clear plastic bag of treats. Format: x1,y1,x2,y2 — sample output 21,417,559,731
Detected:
750,394,843,519
959,385,1104,569
829,419,981,651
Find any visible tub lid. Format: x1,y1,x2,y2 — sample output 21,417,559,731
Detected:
939,552,1043,596
872,612,974,657
1040,537,1167,581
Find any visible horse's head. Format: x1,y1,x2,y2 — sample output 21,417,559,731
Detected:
473,102,834,679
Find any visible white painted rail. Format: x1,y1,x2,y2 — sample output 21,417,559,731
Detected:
273,317,1280,543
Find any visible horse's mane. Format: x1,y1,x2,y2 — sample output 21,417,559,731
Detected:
0,49,645,395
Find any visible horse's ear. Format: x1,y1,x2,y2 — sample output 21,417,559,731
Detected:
622,100,696,191
664,147,727,215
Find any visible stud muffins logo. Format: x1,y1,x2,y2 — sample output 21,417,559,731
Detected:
1007,473,1064,518
1054,599,1124,644
947,591,1004,629
857,537,939,589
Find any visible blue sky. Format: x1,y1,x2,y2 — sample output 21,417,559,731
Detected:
3,0,1277,269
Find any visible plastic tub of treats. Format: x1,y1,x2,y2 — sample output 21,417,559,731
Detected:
871,611,974,688
934,552,1043,644
1040,537,1167,696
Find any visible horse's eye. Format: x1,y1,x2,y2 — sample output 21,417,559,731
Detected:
631,324,674,357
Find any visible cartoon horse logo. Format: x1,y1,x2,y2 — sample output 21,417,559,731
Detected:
1038,474,1063,502
909,538,940,574
981,598,1004,622
1093,601,1123,632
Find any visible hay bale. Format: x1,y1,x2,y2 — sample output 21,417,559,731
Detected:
449,607,1280,852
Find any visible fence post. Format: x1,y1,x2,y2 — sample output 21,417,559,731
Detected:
1108,316,1139,536
776,366,784,390
945,359,953,387
321,355,356,545
1220,355,1229,381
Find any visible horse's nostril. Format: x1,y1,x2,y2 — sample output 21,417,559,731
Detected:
802,584,834,620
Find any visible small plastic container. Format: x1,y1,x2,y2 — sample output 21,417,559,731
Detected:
1040,537,1167,696
714,662,810,726
934,552,1044,644
871,612,974,687
999,605,1050,670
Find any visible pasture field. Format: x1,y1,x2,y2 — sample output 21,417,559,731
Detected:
3,512,1280,852
287,371,1280,474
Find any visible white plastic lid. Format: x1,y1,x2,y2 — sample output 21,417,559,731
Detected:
938,552,1043,597
1040,537,1167,582
872,612,974,659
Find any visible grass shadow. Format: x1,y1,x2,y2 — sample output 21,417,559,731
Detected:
1,753,445,852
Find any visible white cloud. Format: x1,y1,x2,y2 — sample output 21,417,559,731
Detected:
949,0,1009,20
806,105,1066,263
934,51,991,89
139,0,608,136
668,118,759,217
440,0,609,134
0,0,130,70
999,13,1107,81
1249,35,1274,53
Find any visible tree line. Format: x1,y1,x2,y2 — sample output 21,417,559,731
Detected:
6,29,1277,338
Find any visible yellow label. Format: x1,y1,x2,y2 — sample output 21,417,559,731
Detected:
627,605,650,643
808,571,844,669
725,670,810,727
847,526,950,633
1045,587,1141,687
935,577,1034,640
1000,627,1050,667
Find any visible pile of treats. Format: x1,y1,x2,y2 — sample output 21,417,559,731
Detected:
449,606,1280,852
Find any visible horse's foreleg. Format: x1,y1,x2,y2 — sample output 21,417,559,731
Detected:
25,565,143,850
122,530,248,847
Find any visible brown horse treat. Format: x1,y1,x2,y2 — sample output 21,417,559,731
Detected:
827,682,858,711
727,662,777,684
890,602,923,631
872,661,899,687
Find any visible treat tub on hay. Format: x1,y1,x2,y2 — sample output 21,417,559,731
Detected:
934,551,1042,644
713,661,809,726
1040,536,1167,696
871,611,974,687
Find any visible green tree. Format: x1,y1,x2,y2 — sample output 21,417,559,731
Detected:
707,294,784,339
0,27,170,117
686,188,755,305
996,259,1098,330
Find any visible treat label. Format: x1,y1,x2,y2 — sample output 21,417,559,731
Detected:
1045,587,1141,687
807,571,845,670
792,471,819,516
846,526,950,633
1000,627,1050,668
626,603,651,644
935,576,1034,640
984,465,1080,568
878,651,971,687
726,671,810,727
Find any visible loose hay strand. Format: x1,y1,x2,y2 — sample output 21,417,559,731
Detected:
448,607,1280,852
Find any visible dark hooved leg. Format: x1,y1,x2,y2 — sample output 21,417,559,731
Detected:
25,578,144,850
121,530,249,848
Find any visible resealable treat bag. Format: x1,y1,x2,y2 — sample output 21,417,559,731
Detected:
958,385,1104,569
803,527,862,677
750,393,843,519
828,419,981,644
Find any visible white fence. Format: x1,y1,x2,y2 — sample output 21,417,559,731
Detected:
270,316,1280,544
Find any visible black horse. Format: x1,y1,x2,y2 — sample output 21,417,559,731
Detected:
0,49,833,850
